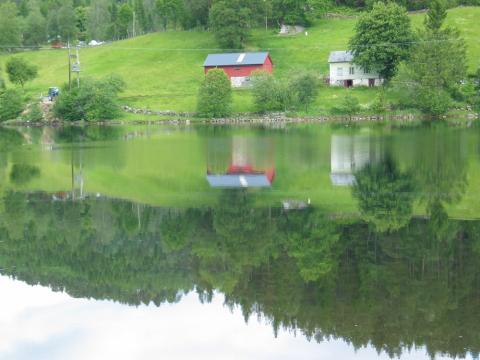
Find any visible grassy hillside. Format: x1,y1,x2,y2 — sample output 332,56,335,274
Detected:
1,7,479,115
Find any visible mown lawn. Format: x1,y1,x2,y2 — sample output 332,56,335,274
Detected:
0,7,479,116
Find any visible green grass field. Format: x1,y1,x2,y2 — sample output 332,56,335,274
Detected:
0,7,479,116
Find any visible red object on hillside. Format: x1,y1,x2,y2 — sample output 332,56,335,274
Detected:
203,52,273,87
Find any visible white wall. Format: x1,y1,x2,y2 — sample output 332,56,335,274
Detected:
329,62,382,86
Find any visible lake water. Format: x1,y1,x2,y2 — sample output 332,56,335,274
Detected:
0,123,479,360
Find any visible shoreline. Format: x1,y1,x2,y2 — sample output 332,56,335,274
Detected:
3,111,479,128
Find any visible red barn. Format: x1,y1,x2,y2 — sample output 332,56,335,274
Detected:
203,52,273,87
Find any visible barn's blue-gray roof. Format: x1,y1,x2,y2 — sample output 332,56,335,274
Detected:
206,174,272,188
204,52,270,67
328,50,354,63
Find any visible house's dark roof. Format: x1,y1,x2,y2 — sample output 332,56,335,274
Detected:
204,52,270,67
328,50,354,63
206,174,272,188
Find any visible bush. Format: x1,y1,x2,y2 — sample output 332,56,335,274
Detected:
369,90,389,114
53,74,125,121
332,93,361,117
0,89,24,121
22,102,43,122
251,71,294,113
197,69,232,118
290,72,319,112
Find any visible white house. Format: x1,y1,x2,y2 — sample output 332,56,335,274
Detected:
328,51,383,87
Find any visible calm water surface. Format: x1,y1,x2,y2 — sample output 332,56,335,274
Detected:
0,123,479,359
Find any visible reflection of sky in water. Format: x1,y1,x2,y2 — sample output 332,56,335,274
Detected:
0,276,465,360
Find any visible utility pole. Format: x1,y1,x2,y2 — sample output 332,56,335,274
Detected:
133,11,136,38
264,0,268,32
68,41,72,91
75,47,80,88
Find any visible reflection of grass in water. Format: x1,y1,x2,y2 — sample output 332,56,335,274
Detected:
2,124,480,219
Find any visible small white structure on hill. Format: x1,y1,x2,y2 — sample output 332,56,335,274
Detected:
328,51,383,87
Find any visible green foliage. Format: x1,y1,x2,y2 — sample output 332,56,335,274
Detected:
155,0,183,31
53,74,125,121
118,3,133,38
6,57,38,88
353,156,416,232
9,164,41,185
196,69,232,118
290,72,319,112
332,93,361,117
424,0,447,33
0,1,22,51
270,0,328,26
57,1,77,41
209,0,251,49
22,102,44,122
180,0,209,29
251,71,295,112
395,1,467,117
349,2,414,81
369,89,389,114
75,6,88,41
87,0,111,40
23,1,47,47
0,88,24,121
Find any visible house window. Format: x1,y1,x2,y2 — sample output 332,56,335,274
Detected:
364,67,370,74
337,67,343,76
349,67,355,75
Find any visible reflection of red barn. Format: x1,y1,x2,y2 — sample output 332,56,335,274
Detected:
203,52,273,87
206,136,276,188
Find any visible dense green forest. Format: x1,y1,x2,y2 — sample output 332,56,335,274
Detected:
0,190,479,358
0,0,478,49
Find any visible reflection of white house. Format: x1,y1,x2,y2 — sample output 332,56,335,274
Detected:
330,134,381,186
328,51,383,87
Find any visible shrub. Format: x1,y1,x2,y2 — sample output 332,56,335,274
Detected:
53,74,125,121
0,89,24,121
251,71,294,113
290,72,319,112
369,90,389,114
22,103,43,122
332,93,361,117
197,69,232,118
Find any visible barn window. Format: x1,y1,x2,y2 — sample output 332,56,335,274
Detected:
349,67,355,75
235,66,241,70
337,67,343,76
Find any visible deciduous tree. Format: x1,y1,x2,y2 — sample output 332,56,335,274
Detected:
6,57,38,88
209,0,251,49
349,2,414,82
197,69,232,118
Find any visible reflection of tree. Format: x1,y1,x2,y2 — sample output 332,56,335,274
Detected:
282,209,340,281
352,156,416,233
413,125,468,217
9,164,40,185
0,128,23,170
1,192,480,359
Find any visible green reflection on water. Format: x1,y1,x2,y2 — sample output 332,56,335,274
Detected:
1,123,480,358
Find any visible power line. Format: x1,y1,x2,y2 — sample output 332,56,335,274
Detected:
0,37,475,52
